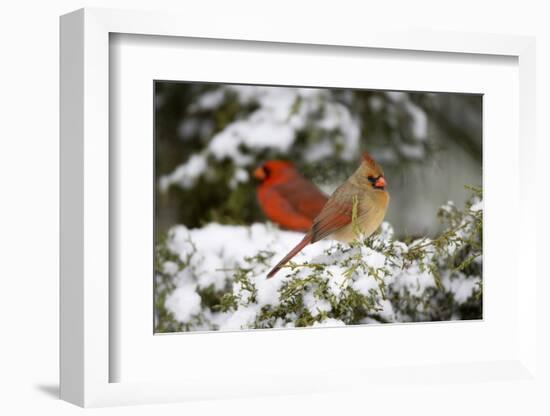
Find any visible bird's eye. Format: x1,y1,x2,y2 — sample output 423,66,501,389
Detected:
262,166,270,178
368,175,386,189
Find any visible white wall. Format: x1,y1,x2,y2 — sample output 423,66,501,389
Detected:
1,1,548,415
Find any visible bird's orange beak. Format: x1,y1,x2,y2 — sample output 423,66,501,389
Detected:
375,176,387,188
253,166,266,181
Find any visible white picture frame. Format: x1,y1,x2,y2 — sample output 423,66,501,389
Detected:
60,7,538,407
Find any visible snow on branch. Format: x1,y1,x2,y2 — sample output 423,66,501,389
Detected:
155,188,482,332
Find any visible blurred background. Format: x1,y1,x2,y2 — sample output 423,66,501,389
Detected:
155,82,482,241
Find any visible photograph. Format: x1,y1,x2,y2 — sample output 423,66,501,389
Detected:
154,81,483,333
1,0,543,412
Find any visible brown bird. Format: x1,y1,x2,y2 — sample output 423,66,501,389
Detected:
267,152,389,278
253,160,328,232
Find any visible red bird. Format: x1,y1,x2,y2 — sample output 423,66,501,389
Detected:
253,160,328,232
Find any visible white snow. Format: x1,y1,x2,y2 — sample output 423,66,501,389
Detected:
405,101,428,139
312,318,346,328
351,275,379,296
442,273,479,303
325,265,348,297
393,264,437,297
385,91,406,102
162,260,179,275
384,91,427,141
160,202,481,331
377,299,396,321
208,115,295,165
361,247,387,269
304,139,334,162
302,291,332,317
217,305,261,331
229,168,250,188
256,276,286,307
166,223,334,292
440,200,456,214
233,168,249,183
195,89,226,110
165,284,202,322
160,153,208,191
399,143,425,160
163,85,362,190
470,200,483,212
377,222,395,241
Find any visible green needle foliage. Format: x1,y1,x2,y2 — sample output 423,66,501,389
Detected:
155,188,482,332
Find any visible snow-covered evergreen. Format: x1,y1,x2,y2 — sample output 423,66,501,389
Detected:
155,190,482,332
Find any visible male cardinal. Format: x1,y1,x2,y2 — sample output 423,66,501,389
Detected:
267,152,389,278
253,160,328,232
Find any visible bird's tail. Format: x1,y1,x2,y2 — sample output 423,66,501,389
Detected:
267,233,312,278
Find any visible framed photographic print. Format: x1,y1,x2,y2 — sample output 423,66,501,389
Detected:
152,80,483,335
60,7,538,408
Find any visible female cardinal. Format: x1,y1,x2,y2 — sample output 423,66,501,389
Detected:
267,152,389,278
254,160,328,232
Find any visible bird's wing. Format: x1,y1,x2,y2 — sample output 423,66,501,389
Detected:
259,187,314,231
273,175,328,220
310,186,354,243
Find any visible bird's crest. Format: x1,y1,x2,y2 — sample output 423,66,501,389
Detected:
362,151,377,168
362,151,384,176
